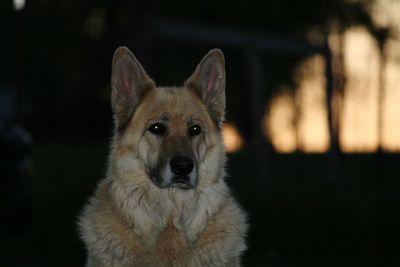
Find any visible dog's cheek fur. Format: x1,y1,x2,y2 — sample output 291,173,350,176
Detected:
137,134,161,174
197,129,225,187
110,122,150,188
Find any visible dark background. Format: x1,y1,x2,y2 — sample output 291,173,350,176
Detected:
0,0,399,266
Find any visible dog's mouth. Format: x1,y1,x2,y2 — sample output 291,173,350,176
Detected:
148,168,197,190
170,175,196,189
150,174,197,190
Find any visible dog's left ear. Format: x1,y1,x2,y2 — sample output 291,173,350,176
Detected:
185,49,225,126
111,47,155,129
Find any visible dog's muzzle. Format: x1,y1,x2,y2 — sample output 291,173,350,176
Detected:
170,155,194,177
151,155,197,190
169,155,196,189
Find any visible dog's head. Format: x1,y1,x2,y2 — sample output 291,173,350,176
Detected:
110,47,226,190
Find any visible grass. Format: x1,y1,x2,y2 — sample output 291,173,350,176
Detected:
30,141,108,267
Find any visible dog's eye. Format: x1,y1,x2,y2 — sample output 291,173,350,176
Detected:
188,124,202,136
149,123,167,136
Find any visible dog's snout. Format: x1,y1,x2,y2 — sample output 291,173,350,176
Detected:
170,156,194,176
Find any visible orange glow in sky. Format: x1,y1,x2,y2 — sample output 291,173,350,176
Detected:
222,122,244,153
382,39,400,151
264,88,297,153
294,56,329,152
340,27,380,152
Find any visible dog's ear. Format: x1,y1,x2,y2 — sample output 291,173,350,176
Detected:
111,47,155,129
185,49,226,126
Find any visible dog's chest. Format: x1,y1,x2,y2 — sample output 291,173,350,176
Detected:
154,222,188,262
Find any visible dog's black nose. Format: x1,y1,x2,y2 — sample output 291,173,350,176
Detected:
170,156,194,176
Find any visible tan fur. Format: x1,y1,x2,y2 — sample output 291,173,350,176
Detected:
78,48,248,267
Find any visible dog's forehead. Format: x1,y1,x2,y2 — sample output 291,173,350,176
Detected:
143,87,209,120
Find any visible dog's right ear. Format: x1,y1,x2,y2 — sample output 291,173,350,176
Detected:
111,47,155,129
185,49,225,127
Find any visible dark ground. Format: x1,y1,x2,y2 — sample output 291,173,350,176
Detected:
2,140,400,266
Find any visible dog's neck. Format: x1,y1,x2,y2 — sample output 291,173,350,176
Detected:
106,174,229,246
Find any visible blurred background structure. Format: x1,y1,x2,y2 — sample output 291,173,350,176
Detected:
0,0,399,266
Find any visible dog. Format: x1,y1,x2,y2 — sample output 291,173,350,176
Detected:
78,47,248,267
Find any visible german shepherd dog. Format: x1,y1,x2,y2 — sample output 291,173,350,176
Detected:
79,47,248,267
